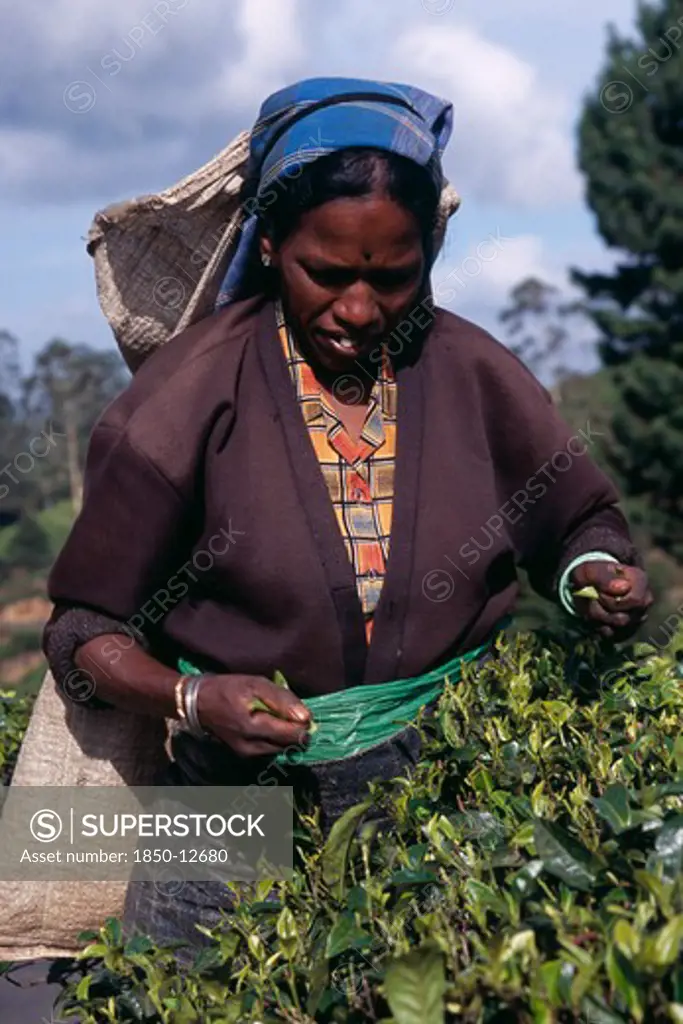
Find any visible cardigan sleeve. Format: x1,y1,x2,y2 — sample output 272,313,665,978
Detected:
478,350,640,602
42,604,148,707
44,421,196,678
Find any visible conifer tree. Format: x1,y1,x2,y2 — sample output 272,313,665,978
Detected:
575,0,683,556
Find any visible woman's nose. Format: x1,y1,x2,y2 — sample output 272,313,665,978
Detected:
333,283,381,332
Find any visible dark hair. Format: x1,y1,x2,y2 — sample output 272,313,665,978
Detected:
255,148,441,256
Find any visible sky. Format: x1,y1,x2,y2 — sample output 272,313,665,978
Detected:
0,0,639,373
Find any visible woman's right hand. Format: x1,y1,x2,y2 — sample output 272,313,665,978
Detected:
196,674,313,757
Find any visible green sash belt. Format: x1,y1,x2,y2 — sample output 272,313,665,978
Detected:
177,627,503,765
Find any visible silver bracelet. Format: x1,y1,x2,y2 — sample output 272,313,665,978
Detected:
183,675,210,740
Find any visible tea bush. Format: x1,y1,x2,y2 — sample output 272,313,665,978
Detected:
41,630,683,1022
0,688,35,785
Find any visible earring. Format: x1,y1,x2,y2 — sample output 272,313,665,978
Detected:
261,253,271,267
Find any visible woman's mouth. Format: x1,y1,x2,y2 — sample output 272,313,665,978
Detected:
317,332,365,358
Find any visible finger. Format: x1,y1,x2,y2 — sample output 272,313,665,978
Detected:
244,711,312,749
251,679,311,723
595,590,650,614
581,598,631,630
233,737,305,758
572,561,632,596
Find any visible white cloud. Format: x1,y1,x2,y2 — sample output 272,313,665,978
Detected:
391,24,581,207
213,0,303,112
0,0,632,208
433,232,565,318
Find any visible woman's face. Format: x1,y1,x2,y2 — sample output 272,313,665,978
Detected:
262,193,427,376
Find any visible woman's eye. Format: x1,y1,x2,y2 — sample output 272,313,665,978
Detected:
304,265,418,291
370,271,415,290
309,268,352,288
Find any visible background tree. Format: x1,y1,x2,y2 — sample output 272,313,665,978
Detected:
4,514,53,573
575,0,683,558
21,339,129,513
499,277,580,396
0,331,33,524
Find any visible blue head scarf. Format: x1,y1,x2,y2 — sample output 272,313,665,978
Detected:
215,77,454,309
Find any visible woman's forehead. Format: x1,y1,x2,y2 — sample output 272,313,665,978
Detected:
283,195,423,256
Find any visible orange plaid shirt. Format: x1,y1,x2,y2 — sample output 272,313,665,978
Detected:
277,306,396,642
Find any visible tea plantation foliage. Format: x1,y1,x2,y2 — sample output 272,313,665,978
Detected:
3,628,683,1023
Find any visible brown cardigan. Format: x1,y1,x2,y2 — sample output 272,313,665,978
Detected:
44,296,637,698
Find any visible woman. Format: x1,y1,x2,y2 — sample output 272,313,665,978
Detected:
43,77,652,950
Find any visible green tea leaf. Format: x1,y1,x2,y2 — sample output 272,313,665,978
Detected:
78,943,109,960
580,994,628,1024
644,915,683,968
384,945,446,1024
509,859,544,900
606,946,643,1019
533,820,600,891
75,975,91,1002
192,946,223,972
321,798,372,900
390,868,438,887
104,917,122,946
673,964,683,1003
272,669,290,689
346,886,369,913
325,913,372,959
653,781,683,799
538,959,575,1006
218,995,244,1023
593,783,633,833
305,959,331,1017
466,879,508,917
573,585,600,600
276,906,299,958
612,919,639,958
124,935,154,956
648,814,683,882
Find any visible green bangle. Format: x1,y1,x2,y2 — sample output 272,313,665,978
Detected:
559,551,619,615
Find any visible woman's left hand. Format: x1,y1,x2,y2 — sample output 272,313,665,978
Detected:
570,561,654,640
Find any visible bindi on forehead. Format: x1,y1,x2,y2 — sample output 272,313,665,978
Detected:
363,250,373,262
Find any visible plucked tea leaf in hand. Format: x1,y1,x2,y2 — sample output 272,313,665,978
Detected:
249,697,288,719
384,945,446,1024
573,585,600,600
250,695,317,732
254,672,318,731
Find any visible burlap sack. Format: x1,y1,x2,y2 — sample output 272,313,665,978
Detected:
86,128,461,370
0,672,169,960
86,131,251,372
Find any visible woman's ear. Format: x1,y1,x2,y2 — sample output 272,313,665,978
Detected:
260,236,275,267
